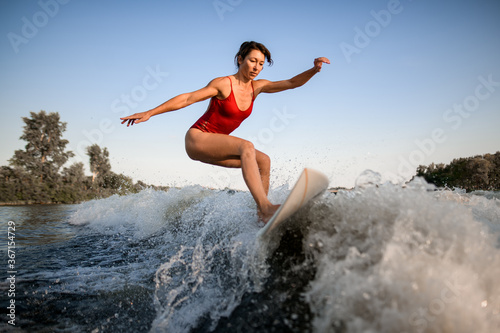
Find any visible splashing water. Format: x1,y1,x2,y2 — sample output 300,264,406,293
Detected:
304,174,500,333
26,173,498,332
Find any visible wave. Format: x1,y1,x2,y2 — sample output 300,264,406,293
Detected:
68,173,500,333
304,177,500,333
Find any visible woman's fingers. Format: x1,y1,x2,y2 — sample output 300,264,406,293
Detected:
120,118,134,127
120,112,151,127
120,114,142,127
315,57,330,64
314,57,330,72
320,57,331,64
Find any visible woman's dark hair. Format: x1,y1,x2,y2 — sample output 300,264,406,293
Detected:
234,41,273,68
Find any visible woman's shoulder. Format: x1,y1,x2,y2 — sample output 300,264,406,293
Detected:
252,79,271,94
205,76,232,98
209,76,231,84
252,78,270,86
206,76,232,89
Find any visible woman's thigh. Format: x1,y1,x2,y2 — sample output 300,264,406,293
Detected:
185,128,270,169
185,129,248,165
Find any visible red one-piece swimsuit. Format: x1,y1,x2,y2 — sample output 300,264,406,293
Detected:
191,76,254,135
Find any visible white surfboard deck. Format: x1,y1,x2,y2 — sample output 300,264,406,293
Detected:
257,168,329,239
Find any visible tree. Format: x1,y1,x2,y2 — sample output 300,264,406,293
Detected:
1,111,155,203
102,172,136,195
62,162,89,193
486,152,500,189
0,166,20,202
0,165,42,202
87,144,111,184
62,162,86,185
9,111,73,182
415,151,499,191
54,162,89,203
468,157,492,190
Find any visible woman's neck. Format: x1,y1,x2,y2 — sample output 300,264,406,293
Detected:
233,72,252,87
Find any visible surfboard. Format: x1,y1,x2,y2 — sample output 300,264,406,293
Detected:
257,168,329,238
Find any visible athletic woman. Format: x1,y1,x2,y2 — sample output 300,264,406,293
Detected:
121,41,330,223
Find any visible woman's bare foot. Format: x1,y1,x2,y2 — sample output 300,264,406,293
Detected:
258,204,280,224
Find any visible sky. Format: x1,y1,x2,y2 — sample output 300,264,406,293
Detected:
1,0,499,190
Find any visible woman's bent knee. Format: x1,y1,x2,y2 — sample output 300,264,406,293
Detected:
238,141,255,158
240,141,255,152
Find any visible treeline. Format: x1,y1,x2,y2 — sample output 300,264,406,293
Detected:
416,151,500,191
0,111,164,204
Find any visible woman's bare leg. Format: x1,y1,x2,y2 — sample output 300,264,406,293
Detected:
207,150,271,195
185,129,278,222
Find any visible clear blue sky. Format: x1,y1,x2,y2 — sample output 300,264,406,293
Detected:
1,0,499,189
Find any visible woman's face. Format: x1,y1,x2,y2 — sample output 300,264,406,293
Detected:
239,49,265,79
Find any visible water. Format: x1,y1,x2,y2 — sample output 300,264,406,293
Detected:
1,173,499,332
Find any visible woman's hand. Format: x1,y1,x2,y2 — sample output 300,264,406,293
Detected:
120,111,152,127
313,57,331,72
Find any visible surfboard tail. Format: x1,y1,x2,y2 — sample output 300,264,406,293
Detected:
258,168,329,238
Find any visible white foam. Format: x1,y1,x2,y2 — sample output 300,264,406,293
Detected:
149,187,271,332
304,176,500,333
69,186,215,238
65,175,500,332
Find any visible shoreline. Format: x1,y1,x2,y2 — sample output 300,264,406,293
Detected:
0,201,80,206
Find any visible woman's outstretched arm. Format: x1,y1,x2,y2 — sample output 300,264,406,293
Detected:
255,57,330,95
120,77,223,127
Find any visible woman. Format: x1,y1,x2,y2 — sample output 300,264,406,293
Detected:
121,41,329,223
